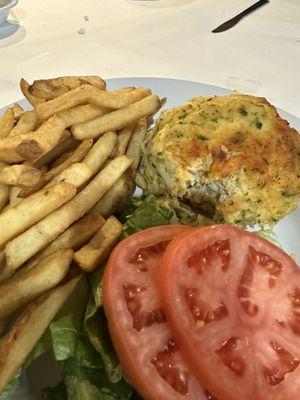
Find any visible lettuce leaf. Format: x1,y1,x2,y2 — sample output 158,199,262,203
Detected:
63,356,132,400
122,195,173,236
84,295,122,383
84,268,122,383
42,382,68,400
49,277,89,361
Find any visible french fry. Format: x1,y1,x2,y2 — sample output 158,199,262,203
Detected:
115,124,134,156
0,250,5,267
0,182,76,248
5,156,132,270
22,213,105,272
8,186,22,208
16,117,68,163
57,103,110,127
0,270,10,285
34,135,78,168
9,110,38,137
29,75,106,100
0,108,15,139
0,271,82,394
35,86,151,121
0,319,6,337
0,117,68,163
83,130,117,173
19,139,92,198
0,249,5,281
72,95,161,140
45,162,93,189
0,184,9,212
46,139,92,178
91,169,135,218
114,87,135,93
126,118,147,172
0,164,43,187
0,249,73,319
51,150,73,168
11,103,24,120
74,216,122,272
20,78,45,106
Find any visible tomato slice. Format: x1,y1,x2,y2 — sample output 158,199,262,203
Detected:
103,225,213,400
158,225,300,400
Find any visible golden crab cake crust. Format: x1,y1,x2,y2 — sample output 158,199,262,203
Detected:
137,93,300,226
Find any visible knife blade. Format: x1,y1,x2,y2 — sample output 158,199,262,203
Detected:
212,0,269,33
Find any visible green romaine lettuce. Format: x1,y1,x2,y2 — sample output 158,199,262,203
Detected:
63,356,132,400
122,195,173,236
42,382,68,400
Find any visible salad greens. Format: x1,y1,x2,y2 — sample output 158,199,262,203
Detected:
121,194,174,236
1,195,173,400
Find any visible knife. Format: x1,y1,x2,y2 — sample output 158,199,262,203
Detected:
212,0,270,33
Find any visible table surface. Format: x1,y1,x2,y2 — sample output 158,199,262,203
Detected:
0,0,299,117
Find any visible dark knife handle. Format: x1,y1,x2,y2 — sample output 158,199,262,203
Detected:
236,0,269,20
212,0,270,33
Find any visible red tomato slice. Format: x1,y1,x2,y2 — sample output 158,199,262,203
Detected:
103,225,214,400
158,225,300,400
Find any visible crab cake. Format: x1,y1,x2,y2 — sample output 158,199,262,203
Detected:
136,93,300,226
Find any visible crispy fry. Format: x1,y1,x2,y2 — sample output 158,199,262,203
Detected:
115,124,135,156
74,216,122,272
20,139,92,198
0,271,82,394
0,164,43,187
51,150,73,168
23,213,105,272
45,162,93,189
57,103,110,126
20,78,45,106
0,249,73,319
29,76,106,100
35,86,151,121
0,182,76,249
9,110,38,137
114,87,135,93
0,117,68,163
0,184,9,212
8,186,22,208
0,108,15,139
16,117,68,163
72,95,161,140
0,319,6,337
0,101,111,164
5,156,132,270
34,135,78,168
0,250,5,267
126,118,147,172
46,139,92,179
11,103,24,120
91,169,135,217
83,130,117,173
0,250,8,284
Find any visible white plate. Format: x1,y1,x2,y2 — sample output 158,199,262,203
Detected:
2,77,299,400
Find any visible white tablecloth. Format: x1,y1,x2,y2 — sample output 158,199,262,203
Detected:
0,0,299,117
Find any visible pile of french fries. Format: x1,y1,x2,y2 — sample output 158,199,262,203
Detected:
0,76,163,393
